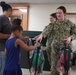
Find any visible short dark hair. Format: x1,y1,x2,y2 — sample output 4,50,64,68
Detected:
57,6,66,14
0,1,12,12
11,25,23,32
12,18,22,26
50,13,57,19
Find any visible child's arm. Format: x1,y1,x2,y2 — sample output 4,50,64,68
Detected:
4,48,8,56
15,39,40,51
19,35,29,41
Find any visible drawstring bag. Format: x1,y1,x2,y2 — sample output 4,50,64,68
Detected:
57,44,72,75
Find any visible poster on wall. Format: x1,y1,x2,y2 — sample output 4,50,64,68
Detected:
66,13,76,25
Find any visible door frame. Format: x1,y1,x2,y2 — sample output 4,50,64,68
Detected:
10,3,29,30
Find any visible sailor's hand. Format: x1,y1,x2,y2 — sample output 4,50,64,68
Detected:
64,37,71,44
36,34,42,42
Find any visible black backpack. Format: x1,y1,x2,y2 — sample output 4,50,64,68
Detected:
59,43,72,75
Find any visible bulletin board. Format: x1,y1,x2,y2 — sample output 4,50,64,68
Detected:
66,13,76,24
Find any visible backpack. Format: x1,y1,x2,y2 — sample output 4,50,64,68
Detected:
27,38,46,75
57,43,72,75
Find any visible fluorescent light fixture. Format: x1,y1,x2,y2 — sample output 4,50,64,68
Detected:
19,9,27,12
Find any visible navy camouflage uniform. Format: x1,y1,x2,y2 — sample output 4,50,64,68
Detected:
42,19,76,75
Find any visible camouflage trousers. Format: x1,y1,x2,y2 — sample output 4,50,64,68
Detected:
46,47,51,66
51,41,60,75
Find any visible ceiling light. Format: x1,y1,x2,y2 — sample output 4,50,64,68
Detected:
19,9,27,13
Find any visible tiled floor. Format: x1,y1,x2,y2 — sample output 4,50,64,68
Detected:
22,66,76,75
22,69,50,75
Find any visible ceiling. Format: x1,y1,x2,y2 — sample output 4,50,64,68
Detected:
0,0,76,4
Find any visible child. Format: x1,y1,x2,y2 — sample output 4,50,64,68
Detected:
12,18,22,26
12,18,29,41
3,25,40,75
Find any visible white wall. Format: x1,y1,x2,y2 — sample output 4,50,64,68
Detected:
28,4,76,52
0,6,3,15
28,4,76,31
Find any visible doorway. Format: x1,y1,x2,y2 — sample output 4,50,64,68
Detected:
10,4,29,30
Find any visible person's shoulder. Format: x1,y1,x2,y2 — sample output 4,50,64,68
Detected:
16,38,21,42
44,23,52,29
0,15,4,20
65,19,73,24
49,23,52,25
51,20,59,27
52,20,58,24
65,19,74,26
0,15,4,17
47,23,52,26
14,38,21,45
0,15,3,18
16,38,23,43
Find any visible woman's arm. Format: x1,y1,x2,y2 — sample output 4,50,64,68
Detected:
64,23,76,44
42,24,52,38
0,33,10,39
70,24,76,40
